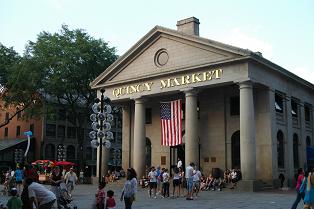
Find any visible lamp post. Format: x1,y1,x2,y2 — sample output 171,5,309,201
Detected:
89,89,113,184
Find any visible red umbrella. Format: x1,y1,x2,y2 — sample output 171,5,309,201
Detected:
56,161,76,166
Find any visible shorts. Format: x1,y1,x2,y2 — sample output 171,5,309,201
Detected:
194,181,200,190
149,182,157,189
173,179,181,187
187,178,194,192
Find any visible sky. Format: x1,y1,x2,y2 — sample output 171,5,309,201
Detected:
1,0,314,84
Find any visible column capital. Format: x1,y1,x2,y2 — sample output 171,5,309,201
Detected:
133,97,146,104
239,80,253,89
181,88,199,97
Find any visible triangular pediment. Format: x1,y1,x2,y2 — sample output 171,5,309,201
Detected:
91,26,251,88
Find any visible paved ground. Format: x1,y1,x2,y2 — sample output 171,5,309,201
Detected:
0,182,305,209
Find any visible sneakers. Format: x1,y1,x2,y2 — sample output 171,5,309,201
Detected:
154,196,157,199
186,197,193,200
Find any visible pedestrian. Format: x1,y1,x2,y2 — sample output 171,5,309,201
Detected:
291,168,305,209
155,166,161,194
95,182,106,209
193,166,202,197
303,170,314,209
49,166,63,209
64,167,78,194
20,184,33,209
177,158,182,169
185,162,195,200
24,178,56,209
120,168,137,209
162,169,170,198
106,190,116,209
148,167,157,198
79,170,84,184
172,167,181,198
6,188,22,209
14,166,24,195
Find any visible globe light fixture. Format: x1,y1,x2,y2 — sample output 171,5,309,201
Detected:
89,89,114,184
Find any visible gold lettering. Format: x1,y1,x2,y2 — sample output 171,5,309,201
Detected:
130,85,137,93
192,73,202,83
160,79,170,89
172,78,181,87
136,84,144,92
203,71,212,81
113,88,120,98
145,82,153,91
181,75,191,85
215,69,223,78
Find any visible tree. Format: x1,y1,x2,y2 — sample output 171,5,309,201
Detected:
0,43,42,128
25,25,118,167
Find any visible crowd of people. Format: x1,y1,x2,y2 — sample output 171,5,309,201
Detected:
141,158,242,201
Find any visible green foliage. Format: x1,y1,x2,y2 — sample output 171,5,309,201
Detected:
0,43,20,88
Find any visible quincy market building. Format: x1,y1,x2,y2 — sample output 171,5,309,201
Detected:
91,17,314,190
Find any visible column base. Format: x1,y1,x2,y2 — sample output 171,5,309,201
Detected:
236,180,262,192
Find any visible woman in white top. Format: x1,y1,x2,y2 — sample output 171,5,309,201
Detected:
173,167,181,197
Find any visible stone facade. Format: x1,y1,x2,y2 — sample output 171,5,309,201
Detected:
91,17,314,189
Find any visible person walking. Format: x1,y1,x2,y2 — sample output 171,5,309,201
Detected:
303,170,314,209
162,169,170,198
291,168,305,209
6,188,22,209
64,168,78,195
147,167,157,198
24,178,56,209
120,168,137,209
49,166,63,209
14,166,24,195
185,162,195,200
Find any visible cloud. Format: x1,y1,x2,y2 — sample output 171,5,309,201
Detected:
220,28,273,59
47,0,66,12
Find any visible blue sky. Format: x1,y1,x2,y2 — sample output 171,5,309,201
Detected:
1,0,314,84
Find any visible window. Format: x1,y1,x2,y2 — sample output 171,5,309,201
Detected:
305,105,311,122
16,126,21,136
45,144,55,159
67,127,76,138
277,130,284,168
58,109,66,121
30,124,34,134
275,93,283,113
66,145,76,159
230,96,240,116
4,128,8,137
307,136,311,147
291,100,298,117
86,147,92,160
46,124,56,137
293,133,299,168
17,109,21,120
57,125,65,138
145,108,152,124
5,112,9,121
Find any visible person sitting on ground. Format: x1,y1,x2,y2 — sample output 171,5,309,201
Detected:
205,174,214,190
212,177,223,191
200,176,207,191
223,169,231,184
230,169,238,189
6,188,22,209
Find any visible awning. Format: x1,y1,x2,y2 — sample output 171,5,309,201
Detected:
0,138,28,151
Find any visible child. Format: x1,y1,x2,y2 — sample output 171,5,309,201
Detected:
106,190,116,209
95,182,106,209
6,188,22,209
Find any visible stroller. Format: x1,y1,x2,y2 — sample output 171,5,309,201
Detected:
58,183,73,209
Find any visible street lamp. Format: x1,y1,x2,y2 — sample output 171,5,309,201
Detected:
89,89,114,184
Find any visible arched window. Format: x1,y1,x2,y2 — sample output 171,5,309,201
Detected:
307,136,311,147
45,144,55,159
86,147,92,160
66,145,76,159
293,133,299,168
231,131,240,169
277,130,284,169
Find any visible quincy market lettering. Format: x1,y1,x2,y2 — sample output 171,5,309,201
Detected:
112,69,223,98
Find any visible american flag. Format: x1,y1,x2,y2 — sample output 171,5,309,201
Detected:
160,99,182,146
